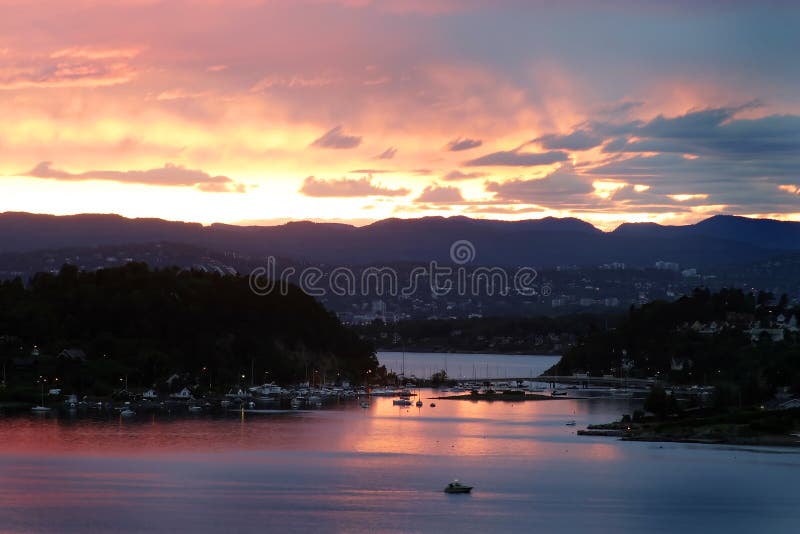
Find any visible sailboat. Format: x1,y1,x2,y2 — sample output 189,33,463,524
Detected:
31,382,51,413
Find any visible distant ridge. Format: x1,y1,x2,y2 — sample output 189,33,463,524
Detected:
0,212,798,267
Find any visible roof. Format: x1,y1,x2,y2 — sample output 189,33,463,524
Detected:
59,348,87,361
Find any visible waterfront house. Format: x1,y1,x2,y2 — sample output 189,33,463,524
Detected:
169,387,193,399
142,388,159,400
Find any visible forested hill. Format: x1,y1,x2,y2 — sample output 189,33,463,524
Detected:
551,288,800,406
0,264,377,395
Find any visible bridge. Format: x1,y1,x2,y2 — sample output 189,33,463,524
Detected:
440,375,658,388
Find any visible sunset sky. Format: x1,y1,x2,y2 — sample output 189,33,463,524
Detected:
1,0,799,230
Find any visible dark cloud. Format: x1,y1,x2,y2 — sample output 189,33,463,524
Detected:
589,152,800,213
535,130,604,151
414,184,464,203
598,100,644,116
25,161,245,193
300,175,409,197
443,170,489,181
446,137,483,151
485,164,595,207
465,149,568,167
310,126,362,149
376,147,397,159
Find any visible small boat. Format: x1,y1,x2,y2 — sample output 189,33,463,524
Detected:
188,405,203,414
565,420,577,426
415,400,423,407
444,480,473,494
31,383,51,413
360,401,370,408
393,399,412,406
120,409,135,418
430,403,436,408
551,390,568,397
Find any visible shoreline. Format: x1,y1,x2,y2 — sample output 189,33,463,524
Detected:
578,412,800,448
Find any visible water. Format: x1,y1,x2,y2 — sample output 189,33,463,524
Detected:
1,355,799,533
377,351,560,380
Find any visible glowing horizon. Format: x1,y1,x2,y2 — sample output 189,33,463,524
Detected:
1,1,799,232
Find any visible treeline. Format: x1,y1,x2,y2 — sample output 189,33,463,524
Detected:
0,263,377,397
552,288,800,406
357,313,619,354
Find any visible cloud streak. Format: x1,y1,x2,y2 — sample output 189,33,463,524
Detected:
300,175,410,197
310,126,362,149
23,162,245,193
446,137,482,151
465,149,569,167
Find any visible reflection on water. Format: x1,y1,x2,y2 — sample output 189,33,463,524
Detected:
377,351,561,380
1,392,800,533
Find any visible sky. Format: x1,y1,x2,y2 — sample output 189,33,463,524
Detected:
0,0,799,230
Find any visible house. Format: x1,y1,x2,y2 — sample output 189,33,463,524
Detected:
779,398,800,410
169,387,193,399
142,388,159,400
748,327,785,342
12,356,36,370
58,348,87,362
670,357,692,371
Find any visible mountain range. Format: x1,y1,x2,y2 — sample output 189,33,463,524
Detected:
1,212,798,268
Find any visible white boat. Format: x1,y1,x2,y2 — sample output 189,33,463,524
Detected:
249,382,283,397
120,409,135,418
31,382,51,413
360,401,370,408
565,420,577,426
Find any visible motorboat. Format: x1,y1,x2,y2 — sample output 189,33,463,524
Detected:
188,405,203,414
430,403,436,407
120,408,135,418
551,390,568,397
249,383,283,397
444,480,473,494
360,401,370,408
565,420,577,426
393,399,412,406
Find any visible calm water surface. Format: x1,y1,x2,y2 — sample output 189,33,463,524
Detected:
377,351,560,379
1,354,798,533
